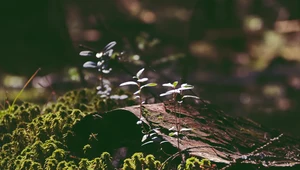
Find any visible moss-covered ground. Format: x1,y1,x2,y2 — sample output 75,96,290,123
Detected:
0,88,217,170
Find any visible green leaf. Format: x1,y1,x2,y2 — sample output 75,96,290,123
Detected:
160,141,169,145
83,61,97,68
136,68,145,79
162,83,174,88
178,83,194,91
137,120,143,125
178,87,194,91
159,89,180,97
79,51,94,56
180,128,193,132
119,95,128,100
141,83,157,89
182,95,199,100
110,52,120,59
120,81,138,86
151,136,160,142
168,126,176,131
141,141,154,146
141,134,149,142
133,90,141,95
177,100,183,104
149,133,157,137
169,132,179,137
173,81,178,88
137,78,148,82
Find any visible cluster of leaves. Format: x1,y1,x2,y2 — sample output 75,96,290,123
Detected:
118,69,218,170
120,68,157,120
160,81,198,153
80,41,128,101
120,71,199,155
80,41,116,74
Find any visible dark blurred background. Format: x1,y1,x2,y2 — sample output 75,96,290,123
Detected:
0,0,299,136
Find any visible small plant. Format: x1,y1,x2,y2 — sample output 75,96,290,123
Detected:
119,68,158,150
160,81,199,163
120,68,157,121
80,41,117,98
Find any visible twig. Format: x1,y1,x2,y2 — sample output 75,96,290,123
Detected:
159,145,234,170
221,133,284,170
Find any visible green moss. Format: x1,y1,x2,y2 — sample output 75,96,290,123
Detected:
0,88,127,169
83,144,92,155
121,152,163,170
0,88,216,170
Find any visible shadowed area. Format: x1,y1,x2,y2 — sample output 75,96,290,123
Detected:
67,109,143,160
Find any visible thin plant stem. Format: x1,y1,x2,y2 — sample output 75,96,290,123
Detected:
99,73,104,90
9,68,41,113
138,82,147,134
172,88,184,163
139,83,142,119
159,145,231,170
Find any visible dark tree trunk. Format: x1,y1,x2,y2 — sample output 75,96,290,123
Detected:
1,0,77,76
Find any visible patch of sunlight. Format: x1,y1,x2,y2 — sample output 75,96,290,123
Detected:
3,75,26,88
249,31,284,70
68,67,80,81
120,0,141,16
262,84,285,98
139,10,156,24
244,15,263,32
189,41,217,58
132,55,140,61
281,44,300,61
264,31,284,49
